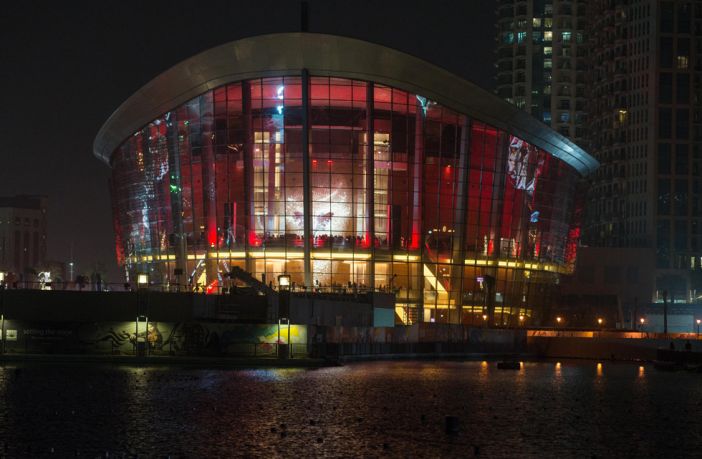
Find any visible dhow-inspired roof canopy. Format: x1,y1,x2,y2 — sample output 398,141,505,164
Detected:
94,33,598,175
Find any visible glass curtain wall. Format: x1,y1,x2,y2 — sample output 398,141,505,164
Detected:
110,75,583,324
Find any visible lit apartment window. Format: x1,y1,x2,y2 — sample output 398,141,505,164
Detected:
517,31,527,43
561,31,572,43
503,32,514,44
560,112,570,123
544,31,553,41
677,55,689,70
544,46,552,57
543,111,552,122
533,18,541,27
544,59,552,69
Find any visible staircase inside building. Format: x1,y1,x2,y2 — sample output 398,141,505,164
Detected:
422,247,455,315
228,266,274,296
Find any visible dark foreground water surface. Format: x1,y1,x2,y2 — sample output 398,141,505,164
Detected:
0,360,700,458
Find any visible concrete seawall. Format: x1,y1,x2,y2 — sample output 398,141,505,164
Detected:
528,336,702,361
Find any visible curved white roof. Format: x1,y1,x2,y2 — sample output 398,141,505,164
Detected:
94,33,597,175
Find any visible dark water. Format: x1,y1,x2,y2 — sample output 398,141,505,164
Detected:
0,360,700,458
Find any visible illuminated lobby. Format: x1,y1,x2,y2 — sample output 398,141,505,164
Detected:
94,33,597,326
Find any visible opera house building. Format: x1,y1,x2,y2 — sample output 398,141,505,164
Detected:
94,33,597,325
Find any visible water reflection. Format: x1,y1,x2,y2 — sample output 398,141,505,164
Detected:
241,368,303,382
479,360,489,379
0,360,699,457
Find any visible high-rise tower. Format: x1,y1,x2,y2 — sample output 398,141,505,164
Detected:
495,0,588,144
585,0,702,304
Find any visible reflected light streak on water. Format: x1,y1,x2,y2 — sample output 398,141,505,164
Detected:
479,360,489,379
241,368,303,382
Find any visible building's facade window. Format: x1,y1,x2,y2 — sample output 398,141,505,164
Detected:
658,143,671,174
675,220,688,250
661,37,674,68
660,108,673,138
676,74,690,103
674,179,688,216
658,179,671,215
657,220,670,267
659,73,673,104
677,55,689,70
675,144,688,175
676,109,689,138
661,2,674,33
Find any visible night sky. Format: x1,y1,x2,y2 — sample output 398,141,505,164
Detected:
0,1,495,282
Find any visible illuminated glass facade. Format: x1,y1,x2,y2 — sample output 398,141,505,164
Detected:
107,74,587,325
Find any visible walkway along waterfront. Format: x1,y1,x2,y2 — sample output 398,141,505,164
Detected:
1,289,701,364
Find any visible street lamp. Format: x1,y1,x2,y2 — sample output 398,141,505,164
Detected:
639,317,645,331
137,273,150,290
519,314,525,326
556,316,562,327
278,274,291,290
597,317,604,329
135,273,149,357
696,319,701,337
278,274,292,359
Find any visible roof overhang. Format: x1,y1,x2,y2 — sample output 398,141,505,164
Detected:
94,32,598,175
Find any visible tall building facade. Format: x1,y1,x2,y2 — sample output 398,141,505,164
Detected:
95,33,596,325
498,0,702,310
586,1,702,306
0,195,48,276
495,0,588,144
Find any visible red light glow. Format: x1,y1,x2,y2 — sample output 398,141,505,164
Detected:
206,279,218,294
248,231,261,247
